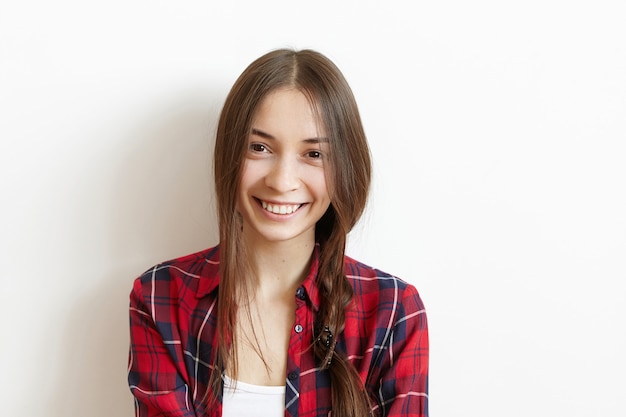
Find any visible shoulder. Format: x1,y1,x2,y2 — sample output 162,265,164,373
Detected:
132,245,221,300
343,255,426,320
343,255,418,297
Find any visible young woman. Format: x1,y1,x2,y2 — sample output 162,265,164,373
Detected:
128,49,429,417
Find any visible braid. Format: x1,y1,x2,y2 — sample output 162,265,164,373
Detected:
314,209,373,417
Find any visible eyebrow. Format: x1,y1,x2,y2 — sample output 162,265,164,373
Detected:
250,128,329,143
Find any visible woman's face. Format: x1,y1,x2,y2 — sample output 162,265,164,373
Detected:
237,88,331,247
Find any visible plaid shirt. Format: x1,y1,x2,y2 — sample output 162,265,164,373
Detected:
128,245,429,417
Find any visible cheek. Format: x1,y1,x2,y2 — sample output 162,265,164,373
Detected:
235,165,251,212
319,161,334,195
238,162,256,193
316,170,332,203
314,177,331,205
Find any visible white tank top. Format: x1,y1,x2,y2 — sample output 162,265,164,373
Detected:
222,376,286,417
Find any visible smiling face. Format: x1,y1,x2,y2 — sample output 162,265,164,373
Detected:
237,88,332,247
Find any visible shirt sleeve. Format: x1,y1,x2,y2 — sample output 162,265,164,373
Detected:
374,284,429,417
128,275,197,417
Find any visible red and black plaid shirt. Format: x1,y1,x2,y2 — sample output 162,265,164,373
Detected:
128,245,429,416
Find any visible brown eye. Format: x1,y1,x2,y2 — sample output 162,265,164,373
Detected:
250,143,267,152
307,150,322,159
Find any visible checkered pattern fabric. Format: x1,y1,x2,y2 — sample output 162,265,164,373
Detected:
128,245,428,416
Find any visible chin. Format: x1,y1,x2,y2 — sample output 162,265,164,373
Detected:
249,225,315,245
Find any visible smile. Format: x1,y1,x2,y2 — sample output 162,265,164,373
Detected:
260,200,303,215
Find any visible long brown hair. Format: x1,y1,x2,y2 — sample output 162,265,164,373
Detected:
211,49,372,416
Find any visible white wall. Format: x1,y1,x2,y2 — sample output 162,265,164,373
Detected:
1,1,624,416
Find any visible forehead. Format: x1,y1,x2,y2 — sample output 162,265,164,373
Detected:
252,88,327,137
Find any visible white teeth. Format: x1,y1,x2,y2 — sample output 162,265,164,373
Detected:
261,200,301,215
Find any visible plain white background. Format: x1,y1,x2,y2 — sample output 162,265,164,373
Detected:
1,1,624,416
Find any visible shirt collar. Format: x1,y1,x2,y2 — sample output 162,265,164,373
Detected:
196,246,221,298
300,243,321,311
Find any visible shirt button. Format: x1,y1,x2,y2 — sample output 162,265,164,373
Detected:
288,371,298,380
295,286,306,300
294,324,303,333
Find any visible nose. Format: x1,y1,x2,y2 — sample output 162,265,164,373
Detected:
265,157,300,193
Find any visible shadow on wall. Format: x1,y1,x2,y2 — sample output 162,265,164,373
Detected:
48,92,221,416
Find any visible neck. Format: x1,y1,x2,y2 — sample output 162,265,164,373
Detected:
241,232,315,300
